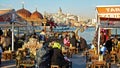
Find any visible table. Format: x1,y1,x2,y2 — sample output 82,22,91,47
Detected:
2,51,12,60
20,60,35,68
92,60,106,68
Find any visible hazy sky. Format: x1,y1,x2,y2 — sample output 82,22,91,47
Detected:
0,0,120,18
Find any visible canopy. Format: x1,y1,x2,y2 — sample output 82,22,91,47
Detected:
0,9,27,27
0,9,28,51
96,5,120,28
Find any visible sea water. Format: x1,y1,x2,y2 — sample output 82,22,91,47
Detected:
78,27,96,44
53,27,96,44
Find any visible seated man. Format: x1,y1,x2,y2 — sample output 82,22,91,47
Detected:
100,44,107,55
49,39,69,68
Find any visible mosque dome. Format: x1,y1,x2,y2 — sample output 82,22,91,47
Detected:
17,8,31,18
30,10,43,19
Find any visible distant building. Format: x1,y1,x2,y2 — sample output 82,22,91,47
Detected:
44,8,95,27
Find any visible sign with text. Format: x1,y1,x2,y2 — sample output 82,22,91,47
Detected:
96,6,120,18
98,13,120,18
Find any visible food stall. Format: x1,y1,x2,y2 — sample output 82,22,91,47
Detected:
0,9,28,61
86,5,120,68
0,9,28,51
96,5,120,54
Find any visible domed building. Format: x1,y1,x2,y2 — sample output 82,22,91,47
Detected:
29,9,43,25
31,10,43,19
17,8,31,19
16,6,44,26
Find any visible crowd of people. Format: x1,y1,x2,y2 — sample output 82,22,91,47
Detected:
34,30,88,68
91,30,120,56
0,28,88,68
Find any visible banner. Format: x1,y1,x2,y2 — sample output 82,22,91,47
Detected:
98,13,120,18
96,6,120,18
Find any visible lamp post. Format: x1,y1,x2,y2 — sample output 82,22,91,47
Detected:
42,18,47,32
11,12,15,51
31,21,35,33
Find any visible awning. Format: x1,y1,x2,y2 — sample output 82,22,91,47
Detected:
96,5,120,28
0,9,27,26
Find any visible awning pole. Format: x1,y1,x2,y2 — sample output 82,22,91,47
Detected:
98,27,100,54
12,12,15,51
116,28,117,35
12,22,14,51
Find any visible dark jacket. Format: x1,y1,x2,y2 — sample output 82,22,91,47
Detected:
80,37,87,49
50,48,66,67
70,36,77,47
105,38,114,53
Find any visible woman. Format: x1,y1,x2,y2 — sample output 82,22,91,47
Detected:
63,35,70,48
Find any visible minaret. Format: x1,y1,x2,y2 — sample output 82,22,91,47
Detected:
44,11,47,18
58,7,62,14
35,8,38,12
22,1,25,8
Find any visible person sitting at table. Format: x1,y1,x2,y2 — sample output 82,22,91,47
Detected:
105,38,115,53
90,43,95,49
70,33,77,48
49,39,69,68
35,46,48,68
63,35,70,48
100,44,107,55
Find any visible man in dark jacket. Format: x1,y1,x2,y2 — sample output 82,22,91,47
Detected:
79,36,87,51
49,40,69,68
105,38,114,53
70,33,77,47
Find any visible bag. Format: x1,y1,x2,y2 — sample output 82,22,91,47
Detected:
39,35,45,41
65,42,70,47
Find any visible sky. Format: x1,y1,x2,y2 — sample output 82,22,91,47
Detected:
0,0,120,18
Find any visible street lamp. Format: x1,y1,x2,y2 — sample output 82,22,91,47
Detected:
42,17,47,32
31,21,35,32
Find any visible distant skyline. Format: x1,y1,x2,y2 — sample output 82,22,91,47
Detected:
0,0,120,18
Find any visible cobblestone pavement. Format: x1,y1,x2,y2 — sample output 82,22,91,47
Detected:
0,53,86,68
70,53,86,68
0,53,119,68
1,59,16,68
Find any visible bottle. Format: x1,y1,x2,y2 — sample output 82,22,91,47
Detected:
9,47,11,52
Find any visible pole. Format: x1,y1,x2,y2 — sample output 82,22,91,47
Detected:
97,27,100,54
115,28,117,35
17,27,19,38
12,22,14,51
12,12,15,51
44,23,46,32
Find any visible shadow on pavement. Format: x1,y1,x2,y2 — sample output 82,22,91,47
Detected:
1,59,16,68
